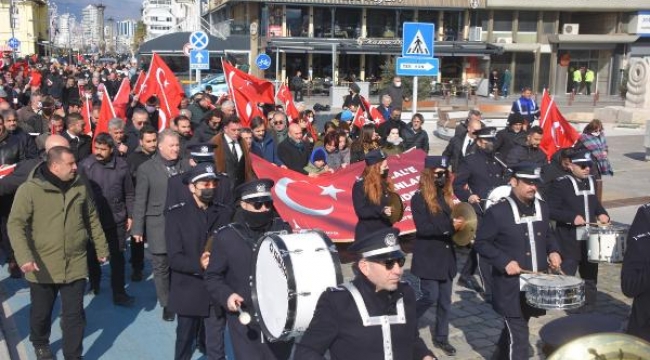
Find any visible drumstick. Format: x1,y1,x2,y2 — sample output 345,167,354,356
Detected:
520,269,543,275
237,306,251,325
587,222,611,227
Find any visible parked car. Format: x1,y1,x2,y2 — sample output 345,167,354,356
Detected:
183,73,229,97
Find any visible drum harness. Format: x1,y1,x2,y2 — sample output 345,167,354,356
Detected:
504,196,544,290
340,282,406,360
567,175,596,240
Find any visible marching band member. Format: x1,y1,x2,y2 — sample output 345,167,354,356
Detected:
547,149,609,311
474,163,561,360
165,163,233,360
453,126,506,299
352,148,394,240
204,179,293,359
295,227,437,360
412,156,458,356
621,203,650,342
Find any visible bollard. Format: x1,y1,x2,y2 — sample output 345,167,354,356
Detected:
593,91,599,107
568,92,574,106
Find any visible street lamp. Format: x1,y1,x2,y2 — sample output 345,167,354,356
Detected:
9,0,17,60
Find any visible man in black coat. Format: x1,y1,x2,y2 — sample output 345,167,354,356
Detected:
3,109,38,159
166,163,233,360
453,127,508,299
78,133,135,304
442,115,482,173
505,126,546,167
62,113,92,162
204,179,293,360
295,227,436,360
548,149,609,311
278,123,313,174
494,113,526,161
621,203,650,342
377,107,404,140
474,163,561,360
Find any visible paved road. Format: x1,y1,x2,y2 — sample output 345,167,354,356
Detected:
0,112,646,359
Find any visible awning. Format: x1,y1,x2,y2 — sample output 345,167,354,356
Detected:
266,38,504,57
497,43,540,52
547,34,640,44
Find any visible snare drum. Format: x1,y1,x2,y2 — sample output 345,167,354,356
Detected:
587,225,628,263
525,274,585,310
251,230,343,341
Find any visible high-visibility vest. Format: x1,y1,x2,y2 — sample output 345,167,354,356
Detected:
585,70,595,82
573,69,583,82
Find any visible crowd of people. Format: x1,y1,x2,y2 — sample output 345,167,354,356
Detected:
0,55,648,360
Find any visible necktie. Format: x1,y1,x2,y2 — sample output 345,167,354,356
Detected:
231,141,238,159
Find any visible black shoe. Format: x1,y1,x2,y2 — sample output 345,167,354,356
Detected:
162,307,175,322
131,269,143,282
113,293,135,307
433,340,457,356
34,345,55,360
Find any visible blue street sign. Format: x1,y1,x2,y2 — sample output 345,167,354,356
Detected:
189,31,209,50
255,54,271,70
7,37,20,49
402,22,435,58
190,50,209,70
396,57,439,77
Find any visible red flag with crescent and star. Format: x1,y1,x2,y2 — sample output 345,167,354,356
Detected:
539,89,580,160
95,91,117,144
139,53,183,130
251,149,426,242
360,95,386,126
222,59,274,127
276,83,300,121
133,70,146,96
112,77,131,120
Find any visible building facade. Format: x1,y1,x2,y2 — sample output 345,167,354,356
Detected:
142,0,203,41
117,19,138,52
0,0,49,56
203,0,650,96
81,4,106,50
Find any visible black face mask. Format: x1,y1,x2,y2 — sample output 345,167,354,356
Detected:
197,188,214,204
243,209,273,229
434,176,446,188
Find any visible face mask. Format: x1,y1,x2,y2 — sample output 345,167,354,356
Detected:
394,82,401,87
145,105,156,113
434,176,446,188
591,132,600,137
243,209,273,229
197,188,214,203
381,169,389,179
482,142,495,154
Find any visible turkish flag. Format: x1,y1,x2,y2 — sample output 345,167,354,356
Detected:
133,70,146,96
95,91,117,141
140,53,183,129
360,95,386,126
276,83,300,121
539,89,580,160
251,149,426,242
113,77,131,120
80,99,93,136
222,59,274,127
352,107,367,130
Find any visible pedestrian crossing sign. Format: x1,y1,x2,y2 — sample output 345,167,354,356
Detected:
402,22,435,58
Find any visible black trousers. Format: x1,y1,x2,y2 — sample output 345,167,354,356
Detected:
562,256,599,306
494,293,540,360
176,306,226,360
294,89,303,102
228,317,293,360
29,279,86,359
87,226,126,295
130,236,145,271
416,278,452,342
460,247,493,295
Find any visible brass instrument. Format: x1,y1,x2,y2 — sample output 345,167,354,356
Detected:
386,191,405,224
451,203,478,246
548,333,650,360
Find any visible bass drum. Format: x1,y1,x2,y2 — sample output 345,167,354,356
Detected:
251,230,343,341
485,185,542,210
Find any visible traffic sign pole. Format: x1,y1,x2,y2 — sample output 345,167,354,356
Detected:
413,76,418,114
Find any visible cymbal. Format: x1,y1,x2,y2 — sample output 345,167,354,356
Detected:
548,332,650,360
451,203,477,247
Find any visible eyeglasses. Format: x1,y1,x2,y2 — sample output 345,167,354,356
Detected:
246,200,273,210
577,163,591,169
434,171,447,178
374,257,406,270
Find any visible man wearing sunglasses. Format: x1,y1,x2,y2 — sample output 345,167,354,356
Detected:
474,163,562,360
205,179,294,359
295,227,437,360
548,149,609,312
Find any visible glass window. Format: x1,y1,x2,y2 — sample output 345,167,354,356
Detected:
267,4,283,37
518,11,538,32
538,53,551,93
493,11,513,32
286,7,308,37
542,11,557,34
313,7,333,38
443,11,463,41
366,9,396,38
337,8,362,38
514,53,535,92
418,10,438,24
397,10,415,37
469,10,489,29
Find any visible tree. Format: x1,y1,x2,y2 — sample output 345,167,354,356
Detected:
378,57,433,101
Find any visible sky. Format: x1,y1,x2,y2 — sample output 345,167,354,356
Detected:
52,0,143,21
